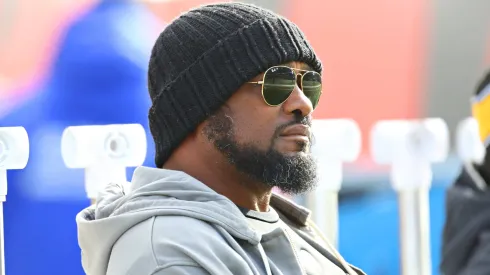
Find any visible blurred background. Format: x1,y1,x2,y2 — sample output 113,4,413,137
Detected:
1,0,490,274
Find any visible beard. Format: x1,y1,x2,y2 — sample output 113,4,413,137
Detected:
203,109,318,195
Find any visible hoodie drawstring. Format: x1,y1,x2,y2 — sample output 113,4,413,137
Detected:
257,244,273,275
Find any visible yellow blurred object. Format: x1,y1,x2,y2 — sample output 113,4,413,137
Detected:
472,86,490,145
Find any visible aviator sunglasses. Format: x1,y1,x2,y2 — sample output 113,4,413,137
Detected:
247,66,322,109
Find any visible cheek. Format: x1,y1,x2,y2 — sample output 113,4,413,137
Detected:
233,107,277,146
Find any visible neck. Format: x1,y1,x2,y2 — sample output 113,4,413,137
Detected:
164,148,272,212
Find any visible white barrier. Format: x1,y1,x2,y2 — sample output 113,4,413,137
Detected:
61,124,147,201
0,127,29,275
371,118,449,275
310,119,362,248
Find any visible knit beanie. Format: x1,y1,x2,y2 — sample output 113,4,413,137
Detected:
472,70,490,147
148,2,322,167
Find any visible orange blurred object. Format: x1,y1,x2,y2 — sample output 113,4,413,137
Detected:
1,0,430,173
0,0,96,94
0,0,227,95
285,0,430,170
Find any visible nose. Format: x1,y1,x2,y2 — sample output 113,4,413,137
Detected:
282,85,314,117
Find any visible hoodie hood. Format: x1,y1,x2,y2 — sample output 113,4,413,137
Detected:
76,166,261,274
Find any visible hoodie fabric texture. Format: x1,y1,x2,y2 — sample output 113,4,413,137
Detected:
440,165,490,275
77,167,364,275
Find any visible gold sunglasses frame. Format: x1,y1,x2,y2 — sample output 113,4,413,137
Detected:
246,65,322,108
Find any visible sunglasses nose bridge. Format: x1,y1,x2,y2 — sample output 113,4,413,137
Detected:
294,71,303,89
288,70,310,101
292,71,310,96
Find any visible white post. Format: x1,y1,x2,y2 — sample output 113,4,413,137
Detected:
0,127,30,275
371,118,449,275
61,124,147,202
310,119,362,248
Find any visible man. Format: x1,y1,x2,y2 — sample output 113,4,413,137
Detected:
440,70,490,275
77,3,364,275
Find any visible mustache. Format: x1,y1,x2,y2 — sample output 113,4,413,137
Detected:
273,115,313,139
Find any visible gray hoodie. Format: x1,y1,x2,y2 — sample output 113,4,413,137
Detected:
76,166,364,275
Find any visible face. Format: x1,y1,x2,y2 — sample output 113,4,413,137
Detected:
202,62,319,195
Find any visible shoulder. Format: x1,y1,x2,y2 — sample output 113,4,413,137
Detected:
152,215,221,238
150,216,239,264
110,216,251,274
151,216,257,274
114,215,227,254
107,217,158,275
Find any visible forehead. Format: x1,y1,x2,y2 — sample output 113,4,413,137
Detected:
281,61,313,71
294,62,314,71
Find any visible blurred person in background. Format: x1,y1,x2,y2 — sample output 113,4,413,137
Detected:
0,0,159,274
77,3,364,275
441,70,490,275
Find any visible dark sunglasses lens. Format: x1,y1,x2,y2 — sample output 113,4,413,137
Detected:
302,71,322,108
263,67,296,106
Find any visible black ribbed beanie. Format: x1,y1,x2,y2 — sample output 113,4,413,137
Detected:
148,2,322,167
